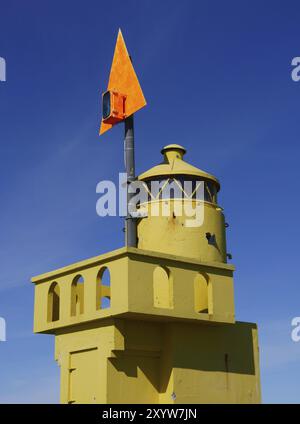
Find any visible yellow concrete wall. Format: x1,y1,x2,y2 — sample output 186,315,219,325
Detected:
32,248,235,335
138,200,227,263
33,251,129,333
166,321,261,404
55,320,125,403
54,318,260,404
127,251,235,323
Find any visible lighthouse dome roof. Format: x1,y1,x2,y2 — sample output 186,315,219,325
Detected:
138,144,220,191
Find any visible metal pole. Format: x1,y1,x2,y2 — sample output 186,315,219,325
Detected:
124,114,137,247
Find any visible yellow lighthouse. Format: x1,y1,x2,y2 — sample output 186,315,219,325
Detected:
31,143,261,404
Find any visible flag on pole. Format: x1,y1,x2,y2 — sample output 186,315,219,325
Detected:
100,29,147,135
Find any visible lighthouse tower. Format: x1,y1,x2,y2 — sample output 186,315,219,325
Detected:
31,144,261,404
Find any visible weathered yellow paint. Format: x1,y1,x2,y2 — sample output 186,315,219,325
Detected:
31,145,261,404
194,273,209,313
137,145,226,263
153,266,173,309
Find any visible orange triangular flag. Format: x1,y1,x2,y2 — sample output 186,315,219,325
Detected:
100,29,147,135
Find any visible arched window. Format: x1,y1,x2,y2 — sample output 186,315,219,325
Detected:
96,267,111,310
194,274,208,313
71,275,84,317
153,266,173,309
47,282,60,322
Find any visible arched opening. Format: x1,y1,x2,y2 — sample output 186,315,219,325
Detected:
194,273,208,313
153,266,173,309
96,267,111,310
71,275,84,317
47,282,60,322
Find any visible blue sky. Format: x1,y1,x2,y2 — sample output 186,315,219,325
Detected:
0,0,300,403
